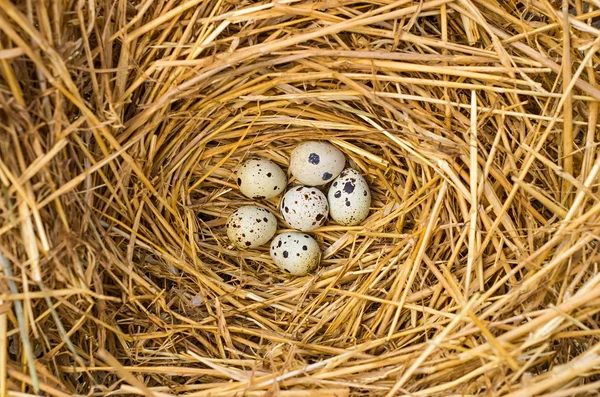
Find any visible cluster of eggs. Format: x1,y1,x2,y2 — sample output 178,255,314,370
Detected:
226,141,371,275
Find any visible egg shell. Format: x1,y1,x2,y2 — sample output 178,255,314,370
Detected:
289,141,345,186
237,158,287,199
327,168,371,226
270,232,321,276
226,206,277,249
280,186,329,232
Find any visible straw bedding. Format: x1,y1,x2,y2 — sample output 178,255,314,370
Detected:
1,0,600,396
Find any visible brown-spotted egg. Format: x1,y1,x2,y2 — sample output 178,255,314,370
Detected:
289,141,345,186
280,186,328,232
226,206,277,249
236,158,287,200
270,232,321,276
327,168,371,226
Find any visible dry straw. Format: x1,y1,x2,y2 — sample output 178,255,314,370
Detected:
1,0,600,395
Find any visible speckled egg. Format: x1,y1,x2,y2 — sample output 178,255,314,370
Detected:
236,158,287,199
270,232,321,276
289,141,345,186
226,206,277,249
327,168,371,226
280,186,329,232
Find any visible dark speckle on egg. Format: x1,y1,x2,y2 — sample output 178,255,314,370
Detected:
245,241,251,246
267,172,272,177
316,214,324,221
363,190,368,196
302,245,308,250
343,182,355,194
237,178,242,185
334,191,341,198
283,251,289,258
323,172,332,180
285,206,289,213
308,153,320,165
263,217,268,222
345,199,351,207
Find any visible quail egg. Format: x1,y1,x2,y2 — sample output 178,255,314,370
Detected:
289,141,345,186
280,186,329,231
328,168,371,226
270,232,321,276
236,158,287,199
226,206,277,249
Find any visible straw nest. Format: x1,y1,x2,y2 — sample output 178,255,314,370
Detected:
2,0,600,396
